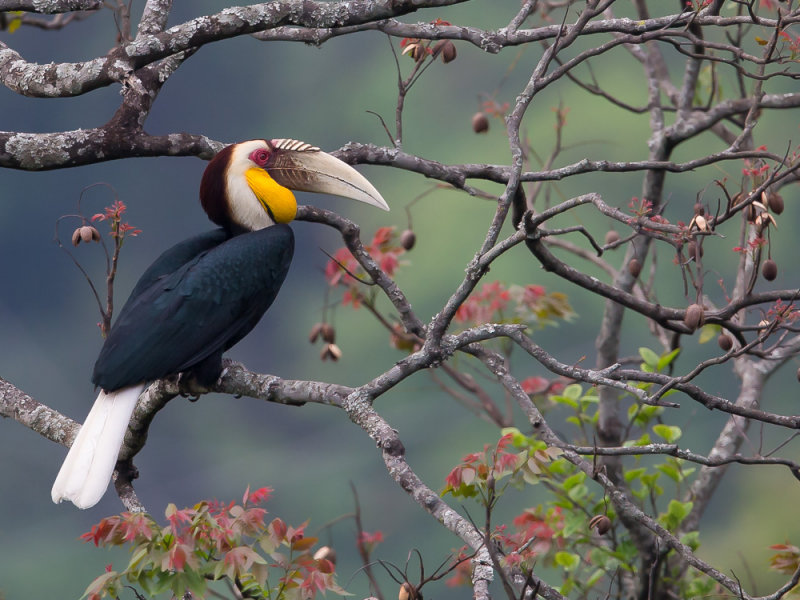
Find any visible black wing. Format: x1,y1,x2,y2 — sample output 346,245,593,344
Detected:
92,225,294,391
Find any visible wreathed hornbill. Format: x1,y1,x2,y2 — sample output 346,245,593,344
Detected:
52,139,388,509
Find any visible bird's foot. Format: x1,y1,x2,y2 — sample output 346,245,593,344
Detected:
177,373,211,401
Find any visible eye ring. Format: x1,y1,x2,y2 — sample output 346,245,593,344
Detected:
249,148,271,166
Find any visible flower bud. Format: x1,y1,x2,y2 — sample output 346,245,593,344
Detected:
604,230,620,246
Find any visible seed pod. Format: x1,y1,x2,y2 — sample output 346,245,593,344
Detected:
399,583,418,600
589,514,612,535
433,40,457,63
472,112,489,134
400,229,416,251
80,226,94,243
71,227,82,246
604,230,620,246
320,322,336,344
718,333,733,352
684,303,704,332
762,258,778,281
313,546,337,565
321,343,342,361
767,192,784,215
687,240,703,261
628,258,641,278
308,322,324,343
401,40,426,62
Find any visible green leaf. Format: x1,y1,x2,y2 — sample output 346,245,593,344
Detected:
638,347,659,368
7,12,23,33
554,551,581,571
656,462,681,483
656,347,680,370
652,424,682,443
563,471,586,491
698,323,720,344
567,483,588,502
624,467,646,482
550,393,578,409
681,530,701,551
668,499,693,522
501,426,528,447
586,568,606,588
563,383,583,401
660,499,694,530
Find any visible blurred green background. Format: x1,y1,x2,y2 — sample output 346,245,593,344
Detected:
2,2,799,598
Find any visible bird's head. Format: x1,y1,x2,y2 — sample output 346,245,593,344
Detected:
200,139,388,232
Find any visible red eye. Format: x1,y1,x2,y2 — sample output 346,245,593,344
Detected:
249,148,270,166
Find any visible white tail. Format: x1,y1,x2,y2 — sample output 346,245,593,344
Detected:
51,384,145,509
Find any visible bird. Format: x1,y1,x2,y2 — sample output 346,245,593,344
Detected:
51,138,389,509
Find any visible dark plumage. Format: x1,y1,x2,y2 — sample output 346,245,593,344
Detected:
52,138,388,509
92,225,294,391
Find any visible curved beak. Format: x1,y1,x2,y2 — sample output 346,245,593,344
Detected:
265,139,389,211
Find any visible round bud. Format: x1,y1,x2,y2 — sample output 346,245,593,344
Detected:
762,258,778,282
684,303,704,332
400,229,416,251
472,112,489,134
693,202,704,216
628,258,641,278
604,230,620,246
589,514,612,535
717,333,733,352
767,192,784,215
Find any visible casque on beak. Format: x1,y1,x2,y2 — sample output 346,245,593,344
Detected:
265,139,389,211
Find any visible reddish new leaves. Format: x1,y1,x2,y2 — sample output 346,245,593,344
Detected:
81,487,348,600
454,281,575,328
325,226,406,307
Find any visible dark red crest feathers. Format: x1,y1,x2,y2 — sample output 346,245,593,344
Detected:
199,144,236,228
